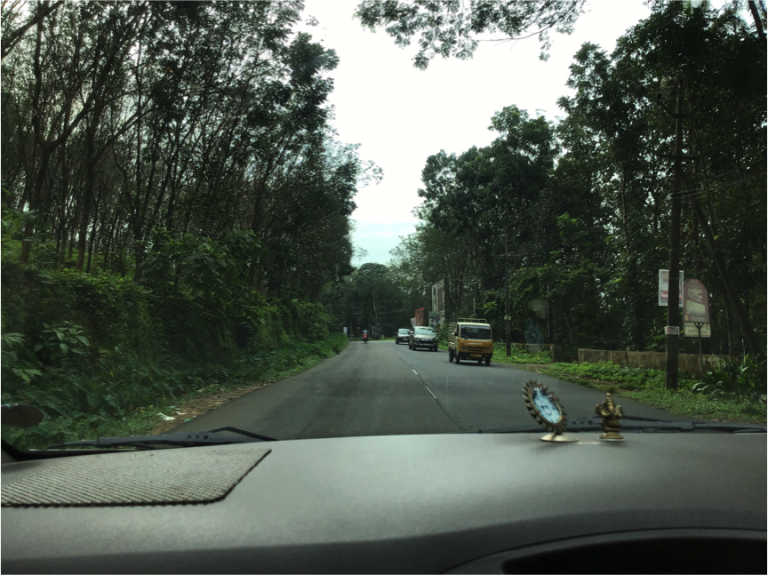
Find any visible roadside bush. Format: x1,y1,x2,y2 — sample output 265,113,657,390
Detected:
543,361,696,391
691,355,767,403
2,230,344,449
1,262,158,359
492,343,552,364
34,321,91,365
1,332,349,450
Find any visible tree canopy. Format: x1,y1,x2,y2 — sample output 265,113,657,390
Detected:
354,0,767,69
389,1,766,355
2,0,376,300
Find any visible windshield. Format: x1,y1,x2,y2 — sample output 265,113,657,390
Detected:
461,326,492,340
1,1,764,452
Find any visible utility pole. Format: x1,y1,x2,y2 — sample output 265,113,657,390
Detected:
664,80,684,391
505,225,511,356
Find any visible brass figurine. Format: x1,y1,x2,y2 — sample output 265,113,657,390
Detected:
595,393,624,441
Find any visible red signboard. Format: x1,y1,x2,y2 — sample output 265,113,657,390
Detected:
415,307,425,326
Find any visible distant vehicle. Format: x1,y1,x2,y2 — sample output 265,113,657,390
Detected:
362,330,369,344
395,329,410,345
448,318,493,365
409,326,438,351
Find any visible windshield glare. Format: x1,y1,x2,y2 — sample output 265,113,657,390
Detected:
461,326,492,340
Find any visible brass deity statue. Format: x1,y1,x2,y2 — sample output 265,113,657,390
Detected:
595,393,624,441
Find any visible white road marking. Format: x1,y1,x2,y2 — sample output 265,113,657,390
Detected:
407,367,436,400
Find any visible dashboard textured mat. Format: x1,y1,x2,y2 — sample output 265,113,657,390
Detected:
1,447,270,507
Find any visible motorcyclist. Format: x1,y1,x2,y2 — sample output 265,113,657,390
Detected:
362,329,369,343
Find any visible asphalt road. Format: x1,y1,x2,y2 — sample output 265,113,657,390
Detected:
172,341,677,439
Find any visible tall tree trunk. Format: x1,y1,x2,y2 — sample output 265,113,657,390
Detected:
619,172,631,253
86,186,101,274
748,1,765,38
20,145,51,264
76,160,96,272
77,91,113,270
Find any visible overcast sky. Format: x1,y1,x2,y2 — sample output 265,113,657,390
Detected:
298,0,653,265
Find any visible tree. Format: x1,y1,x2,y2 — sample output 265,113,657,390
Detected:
2,0,369,305
390,1,765,356
1,0,63,60
355,0,587,68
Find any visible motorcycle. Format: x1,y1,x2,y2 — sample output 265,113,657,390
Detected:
363,333,368,344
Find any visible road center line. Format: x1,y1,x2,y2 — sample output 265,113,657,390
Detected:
412,369,418,375
424,386,437,399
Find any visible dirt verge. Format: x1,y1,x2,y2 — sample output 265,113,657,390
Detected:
150,381,272,435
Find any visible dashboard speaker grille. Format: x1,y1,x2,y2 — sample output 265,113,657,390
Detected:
2,447,270,507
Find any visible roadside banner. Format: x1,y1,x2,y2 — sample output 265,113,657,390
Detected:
684,323,711,337
683,279,710,338
658,269,684,307
432,280,445,313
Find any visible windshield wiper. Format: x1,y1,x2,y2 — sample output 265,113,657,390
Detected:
44,427,277,450
477,417,767,435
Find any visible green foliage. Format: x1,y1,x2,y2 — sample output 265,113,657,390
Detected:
2,0,366,302
355,0,587,68
492,344,553,365
2,332,349,450
320,262,410,338
143,230,264,302
530,359,763,422
390,2,765,357
691,355,767,403
34,322,90,364
543,361,696,392
619,389,766,424
1,332,42,384
2,226,346,450
1,262,158,359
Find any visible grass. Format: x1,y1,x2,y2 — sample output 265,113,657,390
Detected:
438,342,552,366
490,343,553,365
541,361,683,391
618,389,766,423
537,361,766,424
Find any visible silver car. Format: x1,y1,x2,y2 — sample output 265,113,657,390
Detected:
409,326,438,351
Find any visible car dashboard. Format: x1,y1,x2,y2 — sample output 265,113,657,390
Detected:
2,432,765,573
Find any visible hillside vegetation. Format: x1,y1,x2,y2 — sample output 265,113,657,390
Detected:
1,2,360,448
1,236,347,449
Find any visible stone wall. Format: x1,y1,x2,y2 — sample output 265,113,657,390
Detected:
578,349,731,377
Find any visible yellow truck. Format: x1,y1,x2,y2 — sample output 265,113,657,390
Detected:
448,318,493,366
